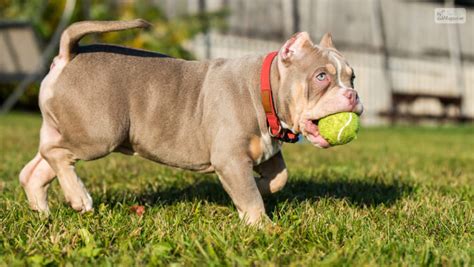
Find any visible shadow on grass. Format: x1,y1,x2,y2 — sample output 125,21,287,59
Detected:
102,177,414,210
274,179,414,207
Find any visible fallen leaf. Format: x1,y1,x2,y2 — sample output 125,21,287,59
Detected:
130,205,145,216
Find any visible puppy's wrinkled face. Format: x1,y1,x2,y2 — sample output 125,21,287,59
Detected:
276,32,363,148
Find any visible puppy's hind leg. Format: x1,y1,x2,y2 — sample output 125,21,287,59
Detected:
19,152,56,212
39,123,93,212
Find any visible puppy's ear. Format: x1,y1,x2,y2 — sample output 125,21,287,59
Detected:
279,32,314,64
319,32,335,49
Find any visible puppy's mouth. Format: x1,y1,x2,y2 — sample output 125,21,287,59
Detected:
302,119,330,148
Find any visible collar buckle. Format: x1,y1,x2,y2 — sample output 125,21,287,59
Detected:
260,51,299,143
268,125,281,138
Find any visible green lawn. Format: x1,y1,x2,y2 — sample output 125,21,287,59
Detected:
0,112,473,266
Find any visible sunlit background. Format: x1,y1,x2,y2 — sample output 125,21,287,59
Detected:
0,0,473,126
1,2,473,265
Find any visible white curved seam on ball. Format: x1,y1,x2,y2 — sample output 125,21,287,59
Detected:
337,113,353,142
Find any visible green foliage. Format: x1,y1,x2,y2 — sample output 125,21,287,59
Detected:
1,0,227,58
75,0,228,59
1,113,473,266
0,0,66,41
0,0,228,110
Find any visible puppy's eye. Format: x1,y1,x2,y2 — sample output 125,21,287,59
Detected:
316,72,327,81
351,73,356,87
350,68,356,87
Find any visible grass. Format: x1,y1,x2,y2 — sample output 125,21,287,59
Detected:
0,112,473,266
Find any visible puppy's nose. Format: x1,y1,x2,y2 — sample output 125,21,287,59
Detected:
343,89,357,104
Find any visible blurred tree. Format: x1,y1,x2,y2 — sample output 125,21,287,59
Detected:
77,0,228,59
0,0,228,110
1,0,228,58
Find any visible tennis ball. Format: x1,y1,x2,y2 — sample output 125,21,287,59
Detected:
318,112,360,146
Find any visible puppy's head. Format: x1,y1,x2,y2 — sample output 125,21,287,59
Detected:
276,32,363,148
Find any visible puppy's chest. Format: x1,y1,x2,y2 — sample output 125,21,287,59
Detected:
250,133,282,165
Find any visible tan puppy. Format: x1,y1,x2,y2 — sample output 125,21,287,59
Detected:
19,19,363,225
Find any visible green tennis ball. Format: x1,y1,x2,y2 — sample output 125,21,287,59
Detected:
318,112,360,146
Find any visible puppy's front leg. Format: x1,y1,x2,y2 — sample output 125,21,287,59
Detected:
212,153,268,225
254,151,288,196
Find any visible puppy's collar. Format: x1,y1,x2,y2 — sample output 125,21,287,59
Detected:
260,52,299,143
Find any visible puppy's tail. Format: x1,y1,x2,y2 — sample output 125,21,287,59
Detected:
59,19,151,61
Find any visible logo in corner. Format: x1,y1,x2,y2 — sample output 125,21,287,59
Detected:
435,8,466,24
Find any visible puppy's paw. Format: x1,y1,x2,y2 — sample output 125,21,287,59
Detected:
67,192,93,213
241,213,274,229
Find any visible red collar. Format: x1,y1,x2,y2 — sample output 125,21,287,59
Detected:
260,52,299,143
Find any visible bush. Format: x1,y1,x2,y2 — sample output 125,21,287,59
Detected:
0,0,228,110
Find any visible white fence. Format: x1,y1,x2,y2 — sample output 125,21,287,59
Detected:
162,0,474,124
188,33,473,125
